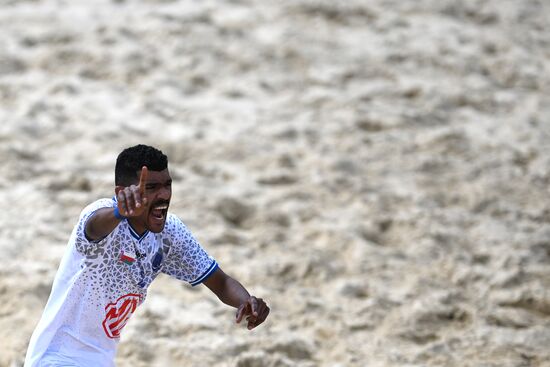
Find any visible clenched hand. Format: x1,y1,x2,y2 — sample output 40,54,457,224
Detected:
236,296,270,330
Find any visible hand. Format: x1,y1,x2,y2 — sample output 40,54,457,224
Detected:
117,166,148,217
236,296,270,330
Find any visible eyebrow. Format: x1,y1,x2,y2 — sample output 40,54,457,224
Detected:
146,179,172,186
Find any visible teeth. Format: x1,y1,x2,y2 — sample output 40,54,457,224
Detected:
154,205,168,210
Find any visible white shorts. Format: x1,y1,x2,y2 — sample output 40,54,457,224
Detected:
37,353,83,367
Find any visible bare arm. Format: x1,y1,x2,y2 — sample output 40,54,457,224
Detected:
85,166,149,241
203,267,270,329
85,207,125,241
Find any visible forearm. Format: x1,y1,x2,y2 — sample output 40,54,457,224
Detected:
204,267,269,329
216,276,251,308
202,268,251,309
85,207,123,241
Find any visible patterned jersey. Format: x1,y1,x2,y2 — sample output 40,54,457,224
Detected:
24,198,218,367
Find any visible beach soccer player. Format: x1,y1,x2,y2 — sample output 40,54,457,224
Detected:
24,144,269,366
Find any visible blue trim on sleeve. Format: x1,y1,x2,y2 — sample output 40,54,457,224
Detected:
190,260,219,287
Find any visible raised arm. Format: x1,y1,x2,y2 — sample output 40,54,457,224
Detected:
203,267,270,330
85,166,148,241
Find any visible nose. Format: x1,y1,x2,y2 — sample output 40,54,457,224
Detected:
158,185,171,201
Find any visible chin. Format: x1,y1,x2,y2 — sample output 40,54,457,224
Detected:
147,222,166,233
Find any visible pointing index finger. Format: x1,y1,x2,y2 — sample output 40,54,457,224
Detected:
138,166,148,194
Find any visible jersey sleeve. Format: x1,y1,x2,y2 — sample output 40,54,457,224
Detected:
161,215,218,286
74,198,116,256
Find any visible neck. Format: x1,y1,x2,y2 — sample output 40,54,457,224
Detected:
127,218,147,236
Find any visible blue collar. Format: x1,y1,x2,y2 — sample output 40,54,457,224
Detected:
128,221,149,241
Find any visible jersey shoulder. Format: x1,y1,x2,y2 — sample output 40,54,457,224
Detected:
80,197,116,218
162,213,187,235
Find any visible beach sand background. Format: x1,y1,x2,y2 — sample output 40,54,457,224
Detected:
1,0,550,366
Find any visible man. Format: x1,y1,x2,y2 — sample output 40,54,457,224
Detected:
25,144,269,366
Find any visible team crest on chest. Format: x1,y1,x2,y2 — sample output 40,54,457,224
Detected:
102,293,142,338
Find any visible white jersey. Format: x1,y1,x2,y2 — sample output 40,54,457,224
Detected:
25,198,218,366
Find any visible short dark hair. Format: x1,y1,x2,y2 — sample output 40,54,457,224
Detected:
115,144,168,186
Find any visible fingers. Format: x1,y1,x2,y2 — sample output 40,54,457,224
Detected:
247,299,270,329
236,297,255,324
117,185,145,216
132,187,142,209
115,168,148,217
138,166,148,195
248,306,270,329
236,297,269,330
236,303,247,324
251,296,259,317
117,191,128,215
125,187,136,214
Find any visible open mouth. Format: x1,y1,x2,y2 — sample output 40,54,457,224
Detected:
150,203,169,222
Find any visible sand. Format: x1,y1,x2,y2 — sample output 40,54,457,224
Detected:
1,0,550,366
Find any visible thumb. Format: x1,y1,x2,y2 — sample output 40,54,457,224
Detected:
236,303,248,323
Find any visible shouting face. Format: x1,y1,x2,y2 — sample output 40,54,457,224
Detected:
129,168,172,234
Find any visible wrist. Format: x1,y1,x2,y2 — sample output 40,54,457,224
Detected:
113,207,126,220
